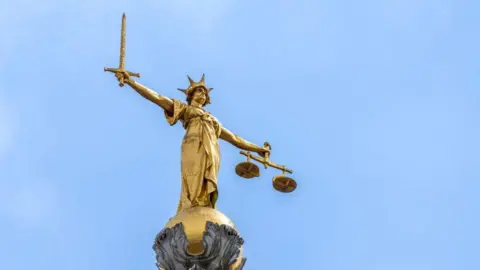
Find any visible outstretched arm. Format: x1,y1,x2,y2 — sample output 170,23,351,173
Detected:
220,127,268,156
114,71,174,114
125,79,174,114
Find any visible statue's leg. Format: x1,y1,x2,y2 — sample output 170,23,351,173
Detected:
176,176,190,213
181,137,209,208
193,180,213,207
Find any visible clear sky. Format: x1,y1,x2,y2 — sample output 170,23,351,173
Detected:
0,0,478,269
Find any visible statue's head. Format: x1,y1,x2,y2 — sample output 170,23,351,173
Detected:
178,74,213,106
187,86,210,106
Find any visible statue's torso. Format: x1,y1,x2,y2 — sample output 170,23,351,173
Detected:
182,106,221,140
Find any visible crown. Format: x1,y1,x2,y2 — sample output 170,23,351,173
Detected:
177,74,213,96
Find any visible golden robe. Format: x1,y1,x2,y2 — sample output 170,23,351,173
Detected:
165,99,222,213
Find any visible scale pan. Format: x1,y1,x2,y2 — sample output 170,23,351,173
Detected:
235,162,260,179
272,175,297,193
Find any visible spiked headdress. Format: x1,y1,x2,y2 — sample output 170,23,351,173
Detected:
177,74,213,104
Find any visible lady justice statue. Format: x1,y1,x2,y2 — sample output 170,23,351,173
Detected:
114,71,270,213
105,13,296,270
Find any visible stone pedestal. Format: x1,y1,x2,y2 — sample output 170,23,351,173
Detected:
153,207,246,270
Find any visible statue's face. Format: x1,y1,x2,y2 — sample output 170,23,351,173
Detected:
192,87,207,105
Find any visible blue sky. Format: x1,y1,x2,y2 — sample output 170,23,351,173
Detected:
0,0,479,269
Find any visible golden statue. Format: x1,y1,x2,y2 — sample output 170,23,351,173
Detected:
104,14,297,263
105,14,295,216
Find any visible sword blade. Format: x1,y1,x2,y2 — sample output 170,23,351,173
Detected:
119,13,126,70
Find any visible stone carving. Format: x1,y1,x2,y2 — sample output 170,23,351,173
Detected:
153,222,246,270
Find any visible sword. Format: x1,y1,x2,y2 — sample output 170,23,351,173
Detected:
104,13,140,87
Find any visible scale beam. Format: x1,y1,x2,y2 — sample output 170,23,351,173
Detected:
239,151,293,174
236,143,297,193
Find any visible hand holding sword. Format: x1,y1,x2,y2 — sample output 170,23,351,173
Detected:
104,13,140,86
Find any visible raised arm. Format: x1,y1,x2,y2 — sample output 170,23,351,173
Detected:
116,71,174,114
220,127,269,156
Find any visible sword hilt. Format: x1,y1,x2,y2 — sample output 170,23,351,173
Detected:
104,67,140,87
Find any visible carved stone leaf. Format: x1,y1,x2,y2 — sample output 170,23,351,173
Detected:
153,223,192,270
201,222,244,269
